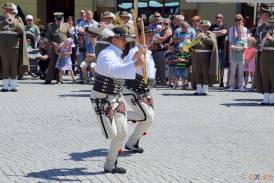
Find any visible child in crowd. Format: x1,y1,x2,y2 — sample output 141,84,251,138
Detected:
80,33,97,84
174,46,189,89
26,38,34,51
55,38,76,84
152,24,162,46
165,44,177,87
244,37,257,90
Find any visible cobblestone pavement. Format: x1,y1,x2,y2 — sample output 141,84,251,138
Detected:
0,78,273,183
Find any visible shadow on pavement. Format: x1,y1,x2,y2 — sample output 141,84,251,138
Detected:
234,98,262,102
161,93,196,96
59,94,90,98
70,90,91,92
25,168,105,182
68,148,133,162
220,102,271,107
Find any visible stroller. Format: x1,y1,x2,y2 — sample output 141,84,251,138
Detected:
26,31,43,78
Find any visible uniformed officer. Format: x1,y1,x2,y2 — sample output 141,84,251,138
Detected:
44,12,70,84
192,20,219,95
255,11,274,105
123,27,155,153
0,2,28,92
90,26,145,174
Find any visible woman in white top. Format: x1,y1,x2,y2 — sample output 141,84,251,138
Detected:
228,14,250,92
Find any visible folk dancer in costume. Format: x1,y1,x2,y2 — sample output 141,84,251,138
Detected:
192,20,219,95
90,26,145,174
0,2,28,92
255,15,274,105
123,27,155,153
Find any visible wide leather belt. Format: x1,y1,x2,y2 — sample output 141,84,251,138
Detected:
194,49,212,52
125,74,150,94
93,73,125,95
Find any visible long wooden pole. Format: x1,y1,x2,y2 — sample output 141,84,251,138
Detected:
132,0,148,84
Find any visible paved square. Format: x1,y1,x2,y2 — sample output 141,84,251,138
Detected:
0,79,273,183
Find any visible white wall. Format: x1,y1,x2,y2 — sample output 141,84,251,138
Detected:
197,3,238,26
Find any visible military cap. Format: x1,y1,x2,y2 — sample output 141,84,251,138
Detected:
200,20,211,27
53,12,64,16
2,2,15,9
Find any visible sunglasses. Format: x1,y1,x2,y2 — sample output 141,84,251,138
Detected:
215,16,223,19
26,19,32,21
192,20,199,22
162,23,169,25
154,16,160,18
235,19,242,22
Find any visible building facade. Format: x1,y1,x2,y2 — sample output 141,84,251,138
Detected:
0,0,273,27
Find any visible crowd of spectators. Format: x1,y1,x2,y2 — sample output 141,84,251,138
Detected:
22,8,273,93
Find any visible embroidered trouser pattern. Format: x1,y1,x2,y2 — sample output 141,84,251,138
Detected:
123,89,154,148
90,94,128,171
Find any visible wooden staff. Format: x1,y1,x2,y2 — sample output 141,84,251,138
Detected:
131,0,148,84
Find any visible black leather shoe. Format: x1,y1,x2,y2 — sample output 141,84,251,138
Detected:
269,103,274,106
201,93,207,96
1,89,8,92
10,89,18,92
104,167,126,174
44,80,51,84
193,92,200,96
260,102,269,106
125,145,144,153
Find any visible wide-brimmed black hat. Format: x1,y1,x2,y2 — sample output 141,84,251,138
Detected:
101,26,134,42
85,25,102,37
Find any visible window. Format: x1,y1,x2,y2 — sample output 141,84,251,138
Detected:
117,0,180,19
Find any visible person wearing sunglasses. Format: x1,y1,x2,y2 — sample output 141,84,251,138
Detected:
228,14,249,92
209,13,228,88
152,18,172,86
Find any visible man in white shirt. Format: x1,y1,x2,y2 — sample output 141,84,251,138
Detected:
123,28,155,154
90,26,145,174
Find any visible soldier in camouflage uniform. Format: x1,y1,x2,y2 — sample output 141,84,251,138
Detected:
255,10,274,105
0,2,28,92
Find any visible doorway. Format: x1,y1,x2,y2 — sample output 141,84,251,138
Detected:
46,0,75,23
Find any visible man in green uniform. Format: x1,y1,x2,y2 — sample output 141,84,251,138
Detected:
192,20,219,95
0,2,28,92
44,12,70,84
256,11,274,105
